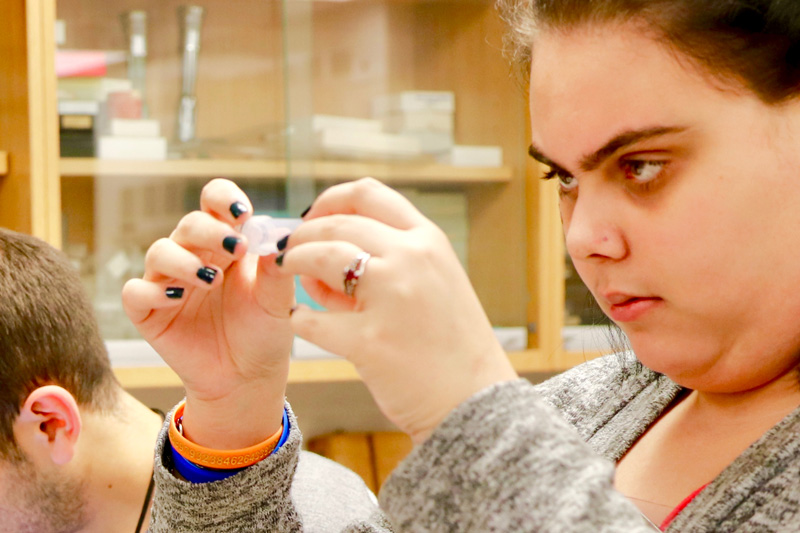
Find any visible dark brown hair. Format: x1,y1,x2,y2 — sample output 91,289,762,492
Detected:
496,0,800,103
0,229,119,459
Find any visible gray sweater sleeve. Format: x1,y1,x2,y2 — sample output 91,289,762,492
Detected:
380,379,656,532
150,379,655,532
149,405,393,532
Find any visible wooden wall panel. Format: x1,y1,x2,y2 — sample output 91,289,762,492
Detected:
0,0,34,234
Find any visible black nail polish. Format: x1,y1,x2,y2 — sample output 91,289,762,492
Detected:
165,287,184,299
275,252,284,267
300,205,312,218
230,201,248,219
276,235,289,252
223,236,240,254
197,266,218,284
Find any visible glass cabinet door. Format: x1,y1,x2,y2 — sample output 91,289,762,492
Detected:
55,0,534,368
57,0,290,339
280,1,531,353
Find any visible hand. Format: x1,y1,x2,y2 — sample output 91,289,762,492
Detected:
279,178,518,443
122,179,295,448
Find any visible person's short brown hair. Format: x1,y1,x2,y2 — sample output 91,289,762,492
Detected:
0,228,119,459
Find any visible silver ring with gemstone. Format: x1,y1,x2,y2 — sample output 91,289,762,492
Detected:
343,252,371,297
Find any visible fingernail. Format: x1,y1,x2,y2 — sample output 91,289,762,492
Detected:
300,205,312,218
276,235,289,252
275,252,284,267
166,287,184,299
223,236,240,254
197,266,218,284
230,201,248,219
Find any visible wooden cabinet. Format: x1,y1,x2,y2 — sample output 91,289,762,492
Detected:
3,0,598,396
0,0,61,244
308,431,413,493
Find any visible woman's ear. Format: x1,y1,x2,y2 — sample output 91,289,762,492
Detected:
14,385,82,466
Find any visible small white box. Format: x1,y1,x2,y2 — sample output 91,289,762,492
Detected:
96,135,168,160
106,340,168,368
292,337,338,360
58,99,101,115
562,325,619,353
438,145,503,167
58,77,133,101
289,328,526,360
406,131,454,154
311,114,382,133
315,128,422,160
373,91,456,115
494,327,528,352
103,118,161,137
381,111,454,133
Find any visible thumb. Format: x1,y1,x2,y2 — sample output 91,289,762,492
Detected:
253,254,296,318
290,305,364,364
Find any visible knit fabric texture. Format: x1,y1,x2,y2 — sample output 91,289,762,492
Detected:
150,353,800,531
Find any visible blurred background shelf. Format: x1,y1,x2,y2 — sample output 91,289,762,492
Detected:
112,348,605,390
60,157,513,183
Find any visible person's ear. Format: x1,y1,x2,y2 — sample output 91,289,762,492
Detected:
14,385,82,466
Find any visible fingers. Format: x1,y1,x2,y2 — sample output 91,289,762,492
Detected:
144,237,224,288
297,274,356,312
285,214,401,257
169,210,248,261
304,177,429,230
279,240,376,302
122,278,185,324
252,254,297,318
199,178,253,225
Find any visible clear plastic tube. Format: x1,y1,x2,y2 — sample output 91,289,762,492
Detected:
240,216,301,255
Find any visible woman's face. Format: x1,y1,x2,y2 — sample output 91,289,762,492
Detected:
528,23,800,392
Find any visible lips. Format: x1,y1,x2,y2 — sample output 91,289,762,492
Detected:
602,293,663,322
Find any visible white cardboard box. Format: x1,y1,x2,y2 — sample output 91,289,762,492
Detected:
438,145,503,167
58,99,101,115
106,327,529,367
103,118,161,137
373,91,456,115
315,128,422,159
381,110,454,133
311,114,382,133
406,131,454,154
96,135,168,160
58,76,133,101
562,325,620,352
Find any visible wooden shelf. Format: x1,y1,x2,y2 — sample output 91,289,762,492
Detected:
60,157,513,184
0,151,7,176
112,359,362,390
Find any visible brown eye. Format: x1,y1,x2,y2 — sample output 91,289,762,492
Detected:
557,172,578,190
543,168,578,191
623,160,666,183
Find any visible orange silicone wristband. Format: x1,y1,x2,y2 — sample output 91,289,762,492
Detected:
168,400,283,470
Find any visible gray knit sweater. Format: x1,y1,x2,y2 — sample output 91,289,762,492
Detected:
149,354,800,531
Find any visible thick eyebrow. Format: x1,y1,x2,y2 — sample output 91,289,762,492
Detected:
527,145,570,176
528,126,689,174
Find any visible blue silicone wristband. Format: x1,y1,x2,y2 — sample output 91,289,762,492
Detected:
277,407,291,449
171,407,290,484
170,442,243,482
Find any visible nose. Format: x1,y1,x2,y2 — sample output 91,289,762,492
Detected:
563,189,628,262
